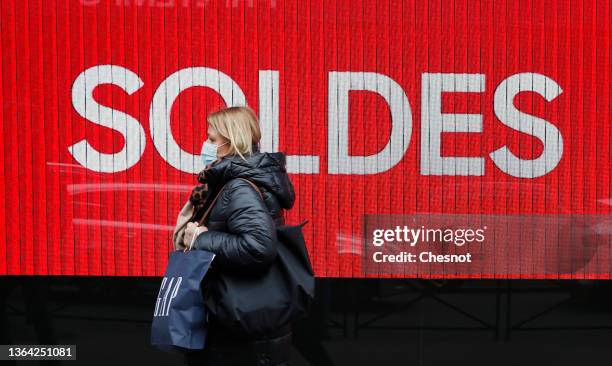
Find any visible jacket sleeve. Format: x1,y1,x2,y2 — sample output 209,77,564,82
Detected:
193,180,278,272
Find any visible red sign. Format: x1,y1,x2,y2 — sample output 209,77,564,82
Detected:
0,0,609,277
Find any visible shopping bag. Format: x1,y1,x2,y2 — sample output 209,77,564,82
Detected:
204,219,315,336
150,248,216,353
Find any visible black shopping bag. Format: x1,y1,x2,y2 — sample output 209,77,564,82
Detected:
150,249,216,353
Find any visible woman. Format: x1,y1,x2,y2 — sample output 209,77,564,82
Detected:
182,105,296,366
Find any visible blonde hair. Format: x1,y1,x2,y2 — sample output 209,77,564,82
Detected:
206,105,261,161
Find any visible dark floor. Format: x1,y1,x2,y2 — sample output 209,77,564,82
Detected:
2,277,612,366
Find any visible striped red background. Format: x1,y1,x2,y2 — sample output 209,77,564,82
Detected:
0,0,609,277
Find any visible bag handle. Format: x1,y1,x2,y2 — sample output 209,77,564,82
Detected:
236,177,264,201
196,184,229,226
238,178,305,229
196,178,262,227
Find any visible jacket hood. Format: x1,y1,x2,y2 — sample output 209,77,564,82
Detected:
202,147,295,209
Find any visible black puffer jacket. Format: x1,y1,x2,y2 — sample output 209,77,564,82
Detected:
185,146,296,366
193,146,295,272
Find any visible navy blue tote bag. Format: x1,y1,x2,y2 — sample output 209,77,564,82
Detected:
150,245,216,353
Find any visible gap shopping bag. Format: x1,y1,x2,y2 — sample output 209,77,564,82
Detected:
150,240,216,353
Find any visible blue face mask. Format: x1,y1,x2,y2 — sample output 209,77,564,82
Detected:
201,140,228,167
